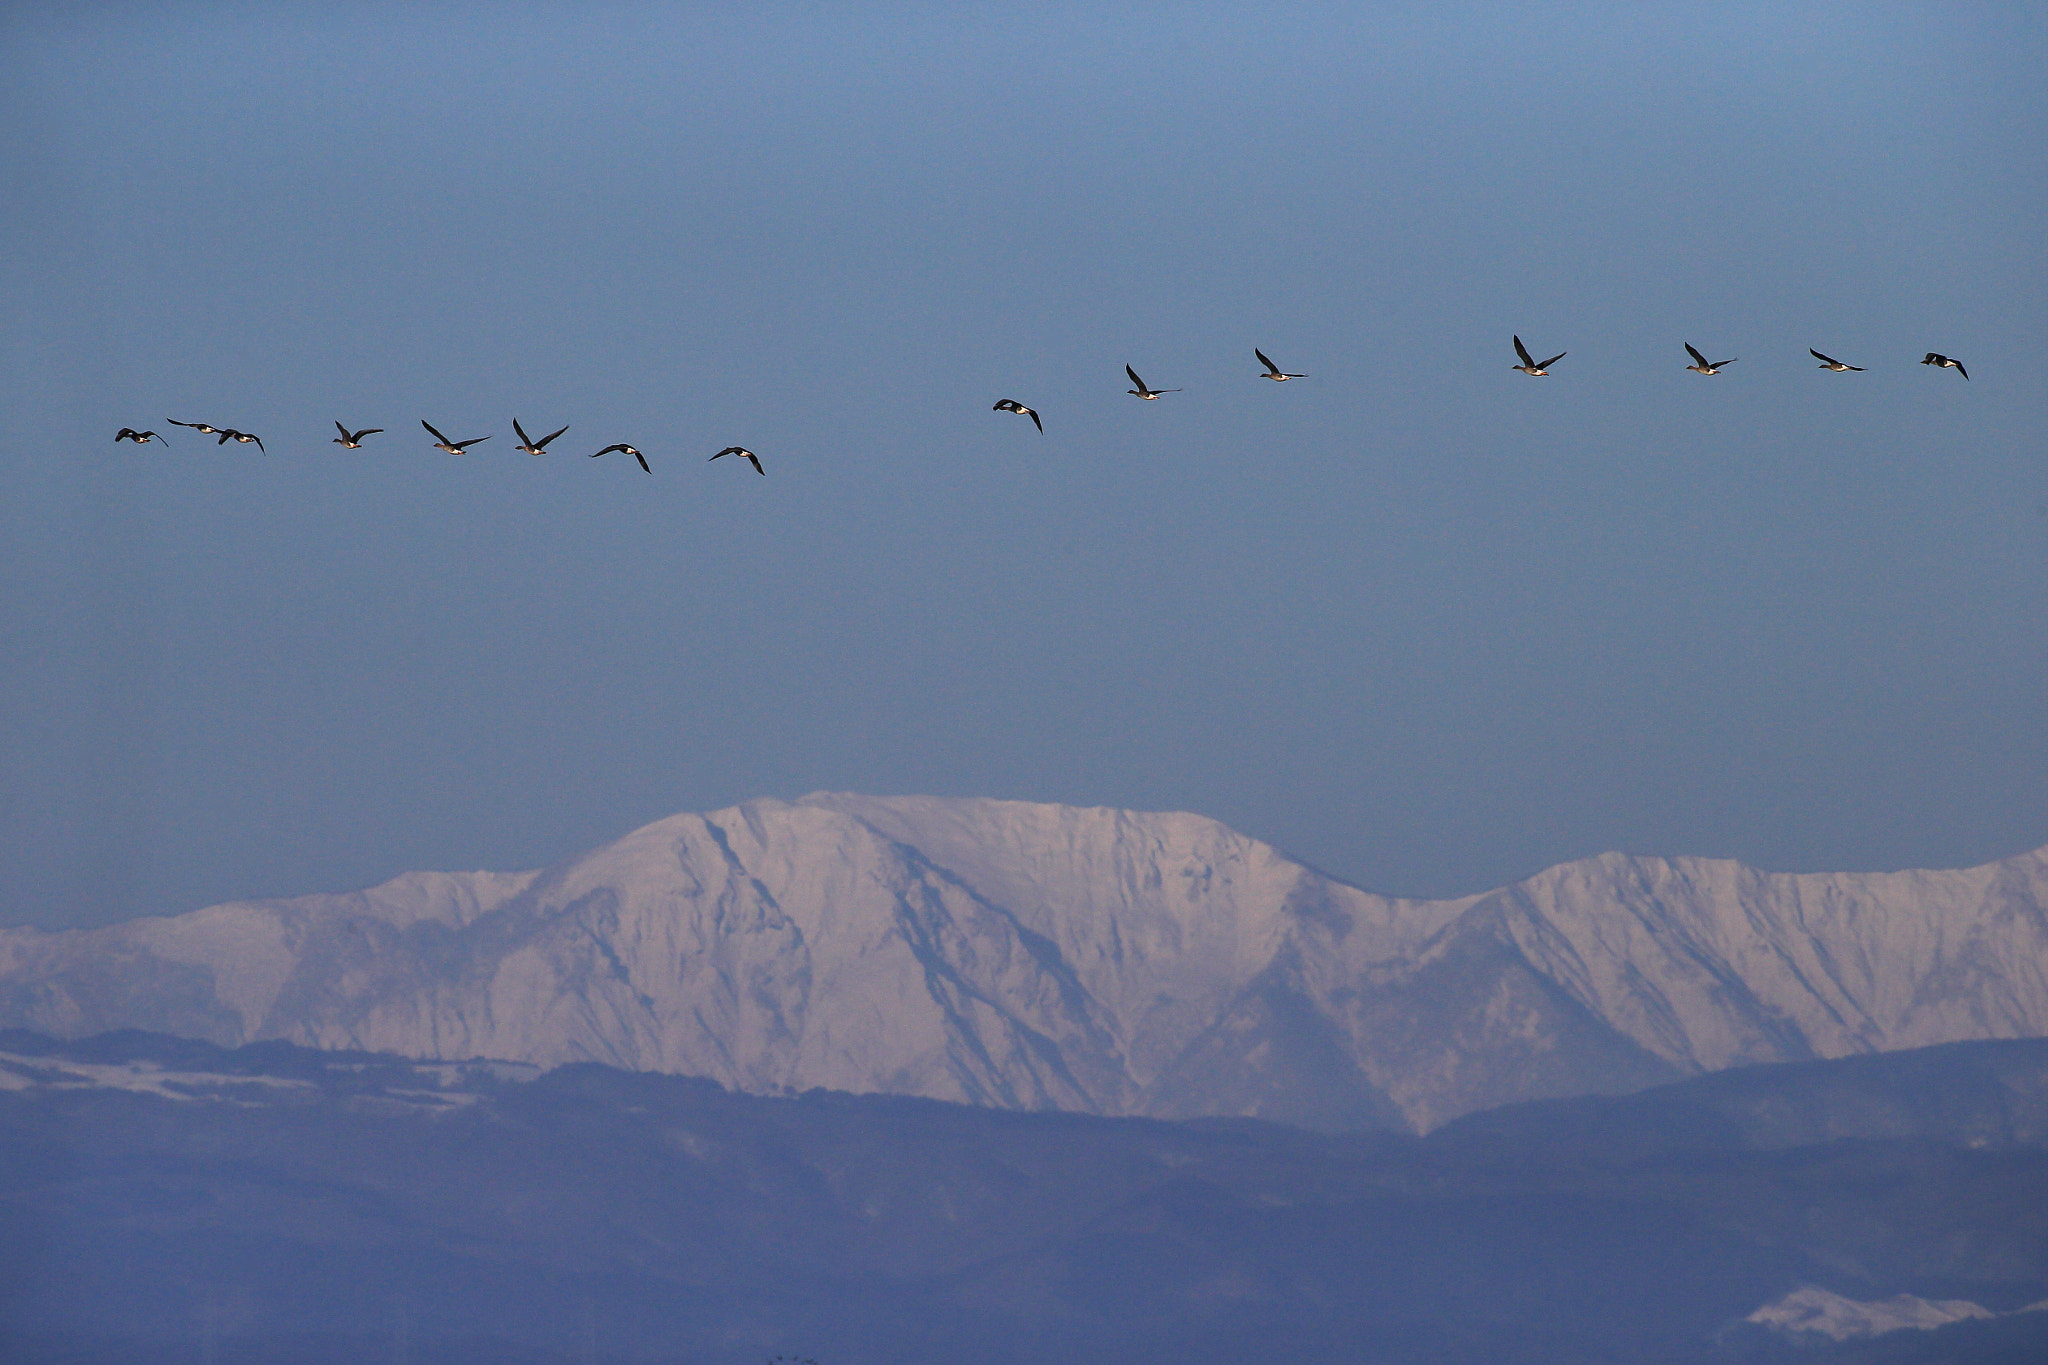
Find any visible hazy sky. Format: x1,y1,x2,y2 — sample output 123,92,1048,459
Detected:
2,2,2042,929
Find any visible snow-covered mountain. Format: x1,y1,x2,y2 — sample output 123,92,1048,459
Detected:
3,793,2044,1130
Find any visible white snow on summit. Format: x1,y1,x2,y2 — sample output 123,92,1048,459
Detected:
2,795,2043,1131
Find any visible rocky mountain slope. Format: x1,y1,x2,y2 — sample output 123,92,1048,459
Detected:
2,793,2044,1130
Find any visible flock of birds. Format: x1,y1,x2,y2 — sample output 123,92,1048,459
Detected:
111,416,765,475
111,339,1971,462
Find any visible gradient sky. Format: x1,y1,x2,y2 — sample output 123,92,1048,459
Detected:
3,2,2042,929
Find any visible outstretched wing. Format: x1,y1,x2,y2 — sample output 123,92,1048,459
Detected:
633,448,650,473
1538,352,1566,370
540,425,570,448
592,444,626,457
335,421,351,439
1955,361,1968,379
513,418,532,446
1125,364,1145,390
745,451,763,475
1027,406,1042,432
454,435,491,449
422,420,451,444
1810,349,1839,365
1513,335,1535,368
1255,348,1278,374
1685,343,1707,367
250,435,264,452
357,428,384,439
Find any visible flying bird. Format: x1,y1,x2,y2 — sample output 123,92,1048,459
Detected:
513,419,570,455
168,419,224,435
1512,336,1566,375
1125,365,1181,399
993,399,1042,432
591,443,650,473
217,429,265,452
1921,353,1968,380
1684,343,1736,375
115,428,165,445
333,423,383,448
422,420,491,455
1810,349,1864,372
710,446,764,475
1255,348,1305,380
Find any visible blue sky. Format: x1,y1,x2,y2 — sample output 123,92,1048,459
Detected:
2,2,2042,927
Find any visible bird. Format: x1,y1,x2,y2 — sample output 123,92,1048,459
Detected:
710,446,764,475
168,419,224,435
591,443,650,473
1810,349,1864,372
993,399,1042,432
513,419,570,455
422,420,491,455
1125,365,1181,399
1684,343,1736,375
217,428,265,452
1512,336,1566,375
1254,348,1305,380
333,423,383,448
115,428,165,445
1921,353,1968,380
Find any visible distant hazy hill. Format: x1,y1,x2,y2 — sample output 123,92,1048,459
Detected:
2,1031,2044,1365
3,793,2044,1130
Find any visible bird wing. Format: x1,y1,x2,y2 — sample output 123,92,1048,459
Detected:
1538,352,1566,370
1514,335,1535,367
168,419,192,429
358,428,383,439
335,421,351,439
455,435,491,449
513,419,532,446
633,448,650,473
746,452,763,474
217,430,234,443
592,444,626,457
1027,407,1042,432
539,425,569,447
1256,348,1278,374
1685,343,1707,367
1956,362,1969,379
422,420,451,444
251,435,264,452
1810,349,1838,365
1126,365,1146,390
709,447,731,461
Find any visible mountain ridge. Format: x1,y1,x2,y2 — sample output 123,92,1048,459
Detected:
2,792,2043,1131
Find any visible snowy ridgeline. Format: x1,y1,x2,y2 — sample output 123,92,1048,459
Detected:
1744,1286,2048,1342
2,792,2044,1131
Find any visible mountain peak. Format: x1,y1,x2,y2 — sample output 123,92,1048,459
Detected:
2,795,2042,1131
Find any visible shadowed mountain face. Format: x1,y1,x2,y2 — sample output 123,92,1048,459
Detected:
3,794,2045,1131
2,1032,2045,1365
